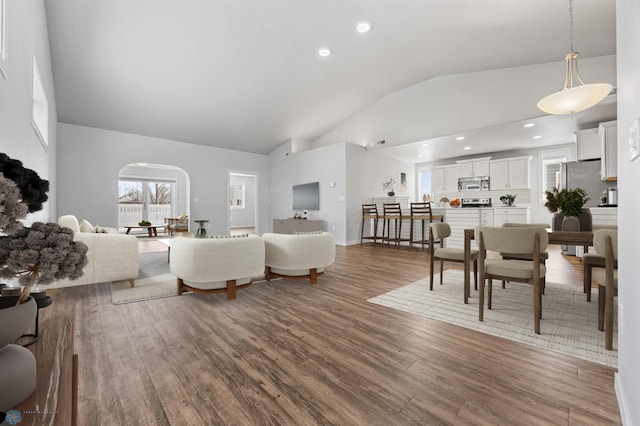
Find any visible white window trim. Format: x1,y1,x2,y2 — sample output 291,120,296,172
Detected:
0,0,7,79
31,56,49,148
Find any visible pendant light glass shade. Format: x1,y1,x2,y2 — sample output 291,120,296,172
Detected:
537,1,612,115
537,52,612,114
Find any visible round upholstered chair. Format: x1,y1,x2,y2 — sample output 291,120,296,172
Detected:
262,232,336,284
169,234,265,299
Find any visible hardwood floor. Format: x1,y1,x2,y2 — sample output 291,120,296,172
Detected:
42,243,621,425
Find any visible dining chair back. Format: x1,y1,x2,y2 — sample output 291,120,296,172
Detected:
408,202,433,252
429,222,479,302
476,226,548,334
592,228,618,350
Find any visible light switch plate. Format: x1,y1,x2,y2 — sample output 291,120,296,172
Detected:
629,117,639,161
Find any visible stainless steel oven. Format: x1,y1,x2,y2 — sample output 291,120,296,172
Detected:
458,176,490,191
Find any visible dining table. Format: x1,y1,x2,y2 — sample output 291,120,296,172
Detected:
462,228,594,304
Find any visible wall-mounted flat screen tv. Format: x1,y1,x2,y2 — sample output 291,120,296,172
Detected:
292,181,320,210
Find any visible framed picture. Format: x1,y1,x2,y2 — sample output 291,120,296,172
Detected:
398,172,407,192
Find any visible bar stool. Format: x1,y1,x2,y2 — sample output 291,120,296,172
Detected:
382,203,408,250
360,204,380,246
408,202,433,252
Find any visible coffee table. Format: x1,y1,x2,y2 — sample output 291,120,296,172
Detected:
125,225,164,237
157,238,171,262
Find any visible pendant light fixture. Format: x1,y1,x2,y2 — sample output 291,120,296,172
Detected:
537,0,612,115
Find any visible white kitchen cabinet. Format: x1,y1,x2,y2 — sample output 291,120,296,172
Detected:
443,208,482,249
456,157,490,178
575,128,600,161
489,156,531,190
493,207,530,227
432,164,459,193
599,120,617,181
589,207,617,227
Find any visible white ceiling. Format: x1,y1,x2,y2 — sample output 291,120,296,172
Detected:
44,0,616,156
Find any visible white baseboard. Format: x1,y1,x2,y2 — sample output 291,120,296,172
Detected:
615,372,631,425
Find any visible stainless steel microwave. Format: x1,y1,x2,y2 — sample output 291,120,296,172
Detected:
458,176,490,191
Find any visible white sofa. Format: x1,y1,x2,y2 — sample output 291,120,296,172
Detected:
262,232,335,284
48,215,139,289
169,234,265,299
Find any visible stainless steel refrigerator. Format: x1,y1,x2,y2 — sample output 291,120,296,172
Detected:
560,159,615,254
560,160,615,206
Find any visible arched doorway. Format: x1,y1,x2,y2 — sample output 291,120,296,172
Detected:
118,163,190,233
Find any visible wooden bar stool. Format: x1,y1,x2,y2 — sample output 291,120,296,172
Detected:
382,203,408,250
409,202,433,252
360,204,380,246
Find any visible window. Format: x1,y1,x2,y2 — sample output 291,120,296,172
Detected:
418,169,432,201
538,148,569,203
31,57,49,146
230,183,245,209
0,0,7,79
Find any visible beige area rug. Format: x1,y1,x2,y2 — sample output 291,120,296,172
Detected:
368,270,617,368
112,273,178,305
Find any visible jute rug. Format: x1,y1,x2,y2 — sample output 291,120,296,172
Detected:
111,251,176,305
368,269,617,368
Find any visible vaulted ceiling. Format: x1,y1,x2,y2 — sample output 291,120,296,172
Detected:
44,0,616,157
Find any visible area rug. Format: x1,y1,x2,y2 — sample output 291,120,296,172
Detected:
368,269,617,368
111,251,176,304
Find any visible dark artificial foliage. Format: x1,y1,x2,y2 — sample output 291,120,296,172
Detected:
0,222,88,285
0,153,50,213
0,173,28,234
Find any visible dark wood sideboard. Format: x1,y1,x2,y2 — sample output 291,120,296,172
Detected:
14,306,78,425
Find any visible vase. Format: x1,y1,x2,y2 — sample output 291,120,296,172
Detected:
0,296,37,411
551,213,564,231
387,191,395,197
561,216,580,232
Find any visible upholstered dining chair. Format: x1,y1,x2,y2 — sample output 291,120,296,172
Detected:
591,228,618,350
476,226,548,334
500,223,550,292
429,222,478,298
582,225,618,302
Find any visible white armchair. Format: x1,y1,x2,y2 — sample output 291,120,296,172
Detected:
169,235,265,299
49,215,139,289
262,232,335,284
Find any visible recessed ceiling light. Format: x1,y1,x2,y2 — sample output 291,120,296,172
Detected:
318,48,332,57
356,22,371,33
533,135,543,139
524,123,536,128
417,154,424,158
422,143,429,147
456,136,465,141
464,146,471,150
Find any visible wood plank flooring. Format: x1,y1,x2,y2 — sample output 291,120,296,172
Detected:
41,243,621,425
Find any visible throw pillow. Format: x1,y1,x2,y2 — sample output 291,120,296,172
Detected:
94,225,108,234
80,219,96,233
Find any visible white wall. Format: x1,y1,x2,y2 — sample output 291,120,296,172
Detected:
314,56,617,150
614,0,639,423
229,173,256,229
268,142,347,243
56,123,270,236
0,0,56,223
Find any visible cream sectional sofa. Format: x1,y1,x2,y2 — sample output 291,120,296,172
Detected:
48,215,139,289
169,234,265,299
262,232,336,284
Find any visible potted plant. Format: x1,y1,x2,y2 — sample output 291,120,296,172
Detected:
544,187,591,231
499,194,517,206
383,177,396,196
0,153,89,411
